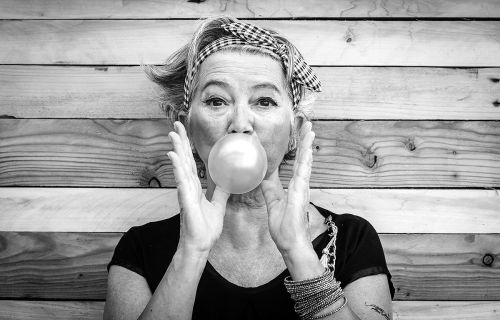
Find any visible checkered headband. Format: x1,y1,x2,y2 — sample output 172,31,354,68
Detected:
182,21,321,110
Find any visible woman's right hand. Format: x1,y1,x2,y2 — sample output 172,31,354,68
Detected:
167,121,230,255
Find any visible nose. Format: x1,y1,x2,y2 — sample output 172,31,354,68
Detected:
227,103,254,134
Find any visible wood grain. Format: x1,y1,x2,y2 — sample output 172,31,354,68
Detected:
2,66,500,120
1,188,499,234
1,120,499,187
1,20,500,66
1,300,500,320
0,301,105,320
393,301,500,320
2,0,500,19
0,232,498,300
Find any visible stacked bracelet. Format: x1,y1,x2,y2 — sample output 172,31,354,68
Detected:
284,269,346,320
284,215,346,319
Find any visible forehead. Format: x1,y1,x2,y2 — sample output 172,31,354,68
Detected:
197,50,286,90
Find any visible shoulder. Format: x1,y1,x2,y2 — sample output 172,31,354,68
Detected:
125,213,181,246
309,202,377,236
129,213,180,234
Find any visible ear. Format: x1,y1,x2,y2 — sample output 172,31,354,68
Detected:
292,112,306,136
177,109,188,127
177,109,198,154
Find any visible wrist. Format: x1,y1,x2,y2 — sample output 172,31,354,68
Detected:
178,235,214,257
176,242,210,265
281,243,325,281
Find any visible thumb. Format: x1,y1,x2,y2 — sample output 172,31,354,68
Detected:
260,170,285,208
211,185,230,210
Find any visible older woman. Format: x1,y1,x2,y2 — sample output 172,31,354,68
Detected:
104,16,394,320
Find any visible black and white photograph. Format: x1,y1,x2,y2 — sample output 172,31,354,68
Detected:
0,1,499,319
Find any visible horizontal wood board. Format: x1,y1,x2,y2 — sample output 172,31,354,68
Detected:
2,20,500,66
3,1,500,315
0,232,498,300
2,0,500,19
0,300,500,320
0,188,499,234
1,119,499,187
1,66,500,120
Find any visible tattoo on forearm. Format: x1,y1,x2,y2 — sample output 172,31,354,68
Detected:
365,303,390,320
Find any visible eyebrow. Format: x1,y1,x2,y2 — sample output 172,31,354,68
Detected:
200,80,282,95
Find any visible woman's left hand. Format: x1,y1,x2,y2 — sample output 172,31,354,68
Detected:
260,120,316,255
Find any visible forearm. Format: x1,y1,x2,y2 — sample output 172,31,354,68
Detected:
139,246,208,320
281,245,361,320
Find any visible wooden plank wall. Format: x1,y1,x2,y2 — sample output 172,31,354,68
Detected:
1,1,500,319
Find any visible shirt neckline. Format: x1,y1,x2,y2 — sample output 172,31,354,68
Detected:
204,202,331,293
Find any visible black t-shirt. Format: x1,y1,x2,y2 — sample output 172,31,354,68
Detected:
107,203,395,319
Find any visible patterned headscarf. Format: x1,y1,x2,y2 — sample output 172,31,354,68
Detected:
183,21,321,110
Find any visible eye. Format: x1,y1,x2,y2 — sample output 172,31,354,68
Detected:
257,97,277,107
204,97,227,108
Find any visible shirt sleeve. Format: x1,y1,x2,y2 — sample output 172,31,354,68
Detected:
337,215,395,299
107,227,145,277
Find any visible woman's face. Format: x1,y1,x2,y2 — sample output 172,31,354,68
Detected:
187,50,297,179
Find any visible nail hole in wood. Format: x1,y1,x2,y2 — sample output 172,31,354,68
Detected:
482,254,494,266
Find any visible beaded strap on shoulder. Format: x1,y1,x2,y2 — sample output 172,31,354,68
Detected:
319,215,338,272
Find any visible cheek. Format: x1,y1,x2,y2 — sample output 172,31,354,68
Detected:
261,122,291,169
188,110,226,163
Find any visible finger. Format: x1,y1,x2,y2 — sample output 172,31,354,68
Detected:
167,151,190,201
293,121,312,170
290,131,314,193
292,121,312,177
169,131,188,176
297,131,315,178
211,185,230,211
299,120,312,142
174,121,198,177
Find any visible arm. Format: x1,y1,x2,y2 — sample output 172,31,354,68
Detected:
261,120,392,319
104,121,230,320
103,247,208,320
137,247,208,320
281,248,392,320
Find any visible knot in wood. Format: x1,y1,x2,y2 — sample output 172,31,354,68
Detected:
148,177,161,188
482,254,494,266
407,142,416,151
362,150,378,169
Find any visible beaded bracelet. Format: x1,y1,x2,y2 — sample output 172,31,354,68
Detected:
284,269,345,320
310,296,348,320
284,215,346,320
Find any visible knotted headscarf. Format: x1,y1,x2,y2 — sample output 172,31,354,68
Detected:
183,21,321,110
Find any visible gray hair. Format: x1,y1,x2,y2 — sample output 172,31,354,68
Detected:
143,15,316,177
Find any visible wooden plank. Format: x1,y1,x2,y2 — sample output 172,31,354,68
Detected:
1,20,500,66
0,301,104,320
0,232,498,300
1,301,499,320
1,120,499,187
382,234,500,300
2,66,500,120
393,301,500,320
2,0,500,19
1,188,499,234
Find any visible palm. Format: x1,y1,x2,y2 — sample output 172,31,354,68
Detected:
168,121,230,253
261,121,315,253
